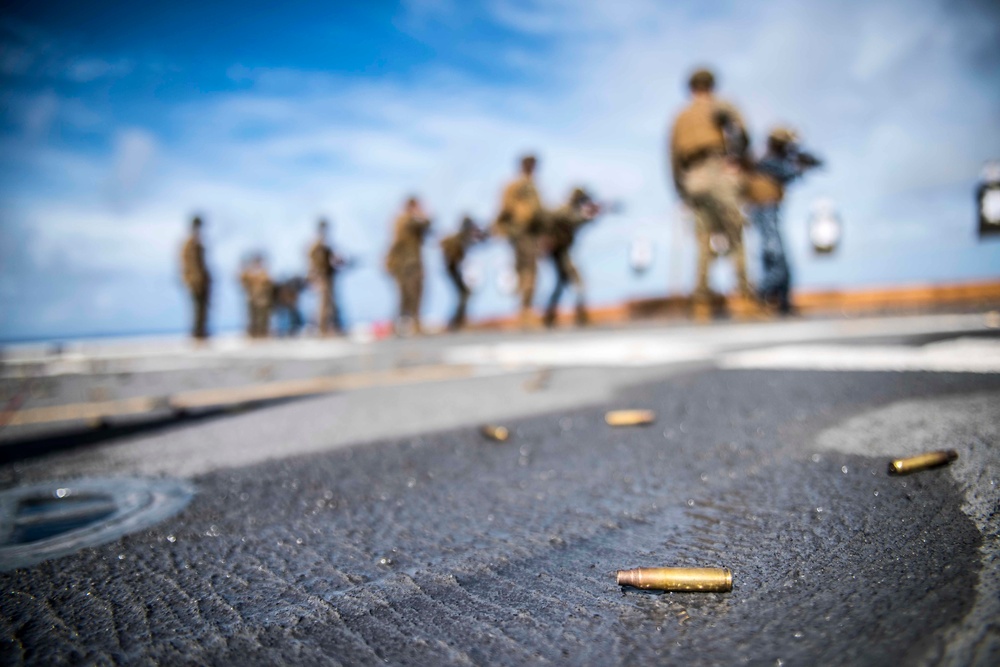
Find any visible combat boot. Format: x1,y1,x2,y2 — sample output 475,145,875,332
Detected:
730,291,772,321
692,301,712,323
519,307,538,331
691,292,713,323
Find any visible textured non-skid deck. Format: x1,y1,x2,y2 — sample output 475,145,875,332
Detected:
2,369,998,665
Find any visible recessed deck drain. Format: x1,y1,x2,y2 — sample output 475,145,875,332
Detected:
0,477,194,571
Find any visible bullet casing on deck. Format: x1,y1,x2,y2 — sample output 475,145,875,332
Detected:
888,449,958,475
616,567,733,592
480,425,510,442
605,410,656,426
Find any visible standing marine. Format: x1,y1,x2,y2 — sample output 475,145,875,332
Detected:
308,218,346,335
745,127,823,314
439,216,487,331
668,67,759,321
240,254,273,338
385,196,431,335
180,215,211,340
542,187,601,328
495,154,546,328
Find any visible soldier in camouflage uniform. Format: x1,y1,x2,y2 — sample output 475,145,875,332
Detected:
180,215,211,340
542,188,601,328
495,154,547,328
385,197,431,335
308,219,345,335
439,216,486,331
240,254,273,338
669,68,760,321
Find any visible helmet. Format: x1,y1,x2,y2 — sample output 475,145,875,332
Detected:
688,68,715,92
768,127,798,145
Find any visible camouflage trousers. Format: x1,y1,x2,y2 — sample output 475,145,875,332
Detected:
683,157,752,302
189,287,209,339
247,299,271,338
394,262,424,324
511,233,539,310
544,245,585,325
313,277,340,334
445,261,470,330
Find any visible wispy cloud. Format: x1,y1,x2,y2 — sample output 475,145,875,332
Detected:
65,57,133,83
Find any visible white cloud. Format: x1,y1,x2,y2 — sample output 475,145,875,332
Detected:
109,128,158,203
0,21,136,84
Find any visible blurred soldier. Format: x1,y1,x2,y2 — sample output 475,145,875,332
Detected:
308,219,346,335
495,154,546,328
180,215,211,340
385,196,431,335
240,254,273,338
669,67,759,321
745,127,823,314
440,216,487,331
542,187,601,328
272,276,308,337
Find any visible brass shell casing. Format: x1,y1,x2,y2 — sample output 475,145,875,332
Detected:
616,567,733,592
605,410,656,427
480,425,510,442
888,449,958,475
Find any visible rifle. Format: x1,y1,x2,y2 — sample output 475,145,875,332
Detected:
574,190,624,220
713,107,750,165
794,149,823,169
331,254,360,273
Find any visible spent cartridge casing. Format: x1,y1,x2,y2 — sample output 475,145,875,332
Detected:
888,449,958,475
605,410,656,427
480,425,510,442
616,567,732,592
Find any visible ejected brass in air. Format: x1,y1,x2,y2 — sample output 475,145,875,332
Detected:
605,410,656,426
480,425,510,442
617,567,732,592
888,449,958,475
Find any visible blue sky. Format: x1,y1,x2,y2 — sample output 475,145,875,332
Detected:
1,0,999,340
